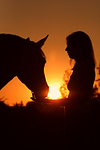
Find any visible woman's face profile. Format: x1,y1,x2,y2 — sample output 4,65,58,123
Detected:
65,40,76,59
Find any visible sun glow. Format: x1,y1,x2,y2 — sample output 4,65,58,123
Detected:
48,84,62,99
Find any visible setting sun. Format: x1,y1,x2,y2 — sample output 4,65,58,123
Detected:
48,84,61,99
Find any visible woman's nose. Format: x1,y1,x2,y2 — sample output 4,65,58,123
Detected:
65,47,68,51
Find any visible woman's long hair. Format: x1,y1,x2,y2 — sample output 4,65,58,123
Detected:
66,31,96,68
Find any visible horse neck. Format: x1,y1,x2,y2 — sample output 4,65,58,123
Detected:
0,51,22,90
0,34,25,90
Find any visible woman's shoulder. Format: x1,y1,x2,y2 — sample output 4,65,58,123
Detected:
73,59,95,74
79,59,95,71
82,59,94,65
78,59,95,80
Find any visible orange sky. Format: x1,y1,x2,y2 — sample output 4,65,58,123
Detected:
0,0,100,105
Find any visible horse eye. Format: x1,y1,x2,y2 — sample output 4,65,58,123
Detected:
42,58,46,64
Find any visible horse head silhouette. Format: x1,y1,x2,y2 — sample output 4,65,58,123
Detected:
0,34,49,100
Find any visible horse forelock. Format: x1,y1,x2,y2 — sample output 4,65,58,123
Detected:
39,49,46,62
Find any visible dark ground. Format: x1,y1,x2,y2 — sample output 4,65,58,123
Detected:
0,98,100,150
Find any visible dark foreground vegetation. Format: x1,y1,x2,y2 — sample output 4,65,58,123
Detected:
0,97,100,150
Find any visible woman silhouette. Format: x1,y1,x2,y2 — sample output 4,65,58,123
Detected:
65,31,95,148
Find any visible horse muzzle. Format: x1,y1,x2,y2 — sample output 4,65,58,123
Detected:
32,85,49,101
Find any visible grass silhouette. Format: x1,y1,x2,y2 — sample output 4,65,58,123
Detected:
0,96,100,149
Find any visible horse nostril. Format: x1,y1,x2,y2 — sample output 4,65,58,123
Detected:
44,85,49,97
47,86,49,95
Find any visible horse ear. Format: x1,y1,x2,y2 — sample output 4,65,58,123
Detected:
26,37,30,41
36,35,49,48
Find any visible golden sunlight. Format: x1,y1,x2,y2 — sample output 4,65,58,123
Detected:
48,84,62,99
